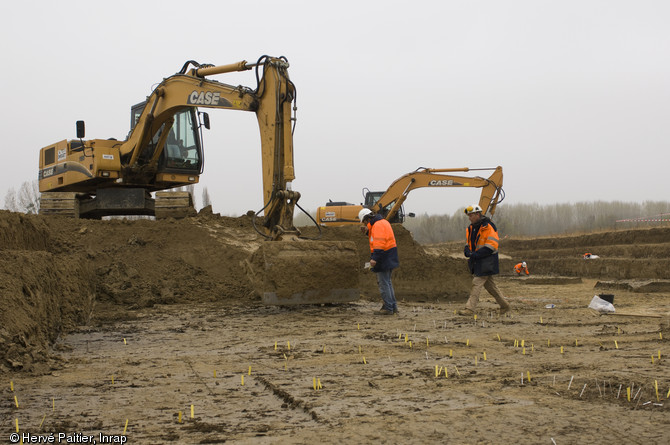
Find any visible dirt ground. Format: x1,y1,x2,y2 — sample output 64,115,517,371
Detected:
1,210,669,444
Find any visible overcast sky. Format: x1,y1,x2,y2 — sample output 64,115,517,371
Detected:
2,0,668,217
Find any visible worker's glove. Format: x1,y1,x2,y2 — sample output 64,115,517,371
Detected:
463,246,472,258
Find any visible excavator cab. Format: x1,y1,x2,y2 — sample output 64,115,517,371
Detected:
129,102,204,175
363,189,409,223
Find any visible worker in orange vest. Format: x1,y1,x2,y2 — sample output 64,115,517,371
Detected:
359,208,399,316
514,262,529,276
460,204,511,316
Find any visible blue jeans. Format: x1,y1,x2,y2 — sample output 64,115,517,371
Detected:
376,269,397,312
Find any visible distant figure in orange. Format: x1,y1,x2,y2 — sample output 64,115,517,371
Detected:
514,262,529,276
583,253,600,259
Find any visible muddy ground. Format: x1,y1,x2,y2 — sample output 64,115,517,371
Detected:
1,211,669,443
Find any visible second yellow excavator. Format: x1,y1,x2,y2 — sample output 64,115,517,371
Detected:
37,55,359,305
317,166,504,226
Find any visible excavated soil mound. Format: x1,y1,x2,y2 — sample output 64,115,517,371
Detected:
0,211,468,374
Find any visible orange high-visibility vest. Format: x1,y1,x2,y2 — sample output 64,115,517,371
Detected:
368,219,397,253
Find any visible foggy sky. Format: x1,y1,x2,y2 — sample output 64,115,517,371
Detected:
2,0,668,218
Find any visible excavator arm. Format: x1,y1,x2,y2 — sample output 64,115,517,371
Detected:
120,56,298,238
372,166,504,221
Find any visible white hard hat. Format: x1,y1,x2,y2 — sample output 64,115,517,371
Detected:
358,208,373,223
464,204,483,215
522,262,527,268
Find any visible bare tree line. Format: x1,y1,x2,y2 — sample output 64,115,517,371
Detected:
403,201,670,244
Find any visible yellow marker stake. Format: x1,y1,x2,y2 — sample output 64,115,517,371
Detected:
359,345,362,354
655,380,660,402
10,381,13,391
435,365,439,377
178,411,182,423
426,338,429,347
123,338,127,345
313,377,317,390
274,341,277,350
575,339,578,347
14,395,19,408
540,317,543,324
191,404,194,418
283,353,287,361
214,370,217,378
531,344,534,352
405,334,408,343
547,339,550,347
449,349,453,358
614,340,618,349
241,375,245,386
658,350,661,359
560,346,564,354
445,368,448,379
409,341,412,348
287,341,291,351
522,347,526,355
454,366,461,376
474,314,477,321
651,355,654,364
111,376,114,385
317,378,322,389
248,366,252,375
627,387,631,402
659,332,662,340
666,388,670,399
363,356,367,364
323,346,326,353
357,323,360,330
15,418,18,433
39,414,46,428
398,333,402,340
497,333,501,342
123,419,128,435
466,339,470,347
521,340,525,348
527,371,531,383
483,352,487,361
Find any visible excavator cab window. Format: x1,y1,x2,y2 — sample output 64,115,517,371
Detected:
129,102,203,174
363,190,406,223
161,109,202,172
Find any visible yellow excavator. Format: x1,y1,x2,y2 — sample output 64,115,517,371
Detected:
37,55,359,305
317,166,504,226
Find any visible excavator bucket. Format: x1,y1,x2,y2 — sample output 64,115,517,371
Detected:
247,240,360,305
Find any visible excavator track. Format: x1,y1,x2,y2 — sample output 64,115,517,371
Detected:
39,192,79,217
154,191,197,219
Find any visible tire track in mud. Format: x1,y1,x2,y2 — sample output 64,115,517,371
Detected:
254,374,326,424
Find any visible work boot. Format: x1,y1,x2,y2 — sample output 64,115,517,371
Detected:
457,308,475,316
498,305,511,315
375,308,394,316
